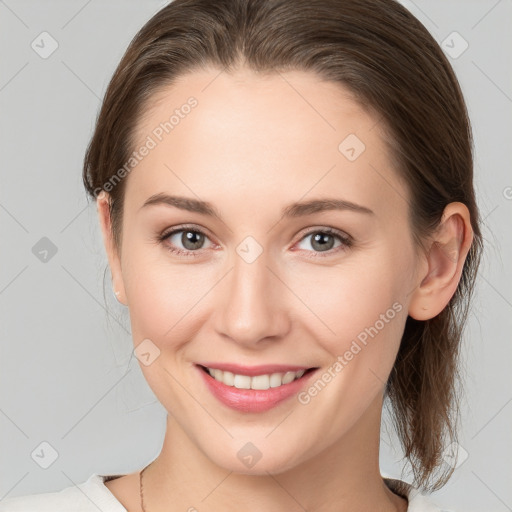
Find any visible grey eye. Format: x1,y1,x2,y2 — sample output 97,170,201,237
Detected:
297,231,343,252
168,229,211,251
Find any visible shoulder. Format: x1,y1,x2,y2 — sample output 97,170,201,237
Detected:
0,474,128,512
383,475,456,512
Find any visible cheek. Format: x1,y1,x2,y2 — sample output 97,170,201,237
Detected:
122,231,413,360
120,246,216,410
285,252,410,433
127,266,205,336
121,240,222,347
289,250,409,369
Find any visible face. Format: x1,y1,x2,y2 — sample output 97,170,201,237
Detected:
101,67,425,474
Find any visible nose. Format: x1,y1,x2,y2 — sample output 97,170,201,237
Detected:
213,247,291,348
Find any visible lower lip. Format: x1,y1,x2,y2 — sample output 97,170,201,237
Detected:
196,365,318,413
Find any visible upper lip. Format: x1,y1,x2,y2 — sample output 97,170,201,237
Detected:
196,362,316,376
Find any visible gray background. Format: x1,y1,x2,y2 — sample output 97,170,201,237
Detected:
0,1,511,510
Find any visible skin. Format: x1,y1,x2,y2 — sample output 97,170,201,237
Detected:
97,67,473,512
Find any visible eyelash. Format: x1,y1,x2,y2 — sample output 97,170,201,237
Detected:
157,224,353,259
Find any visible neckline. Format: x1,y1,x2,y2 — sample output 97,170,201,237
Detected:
95,473,416,511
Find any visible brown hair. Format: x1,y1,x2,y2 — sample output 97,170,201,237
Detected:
83,0,483,493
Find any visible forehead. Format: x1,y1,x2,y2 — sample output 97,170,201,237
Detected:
126,67,409,222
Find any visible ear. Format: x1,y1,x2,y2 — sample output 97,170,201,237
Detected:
408,202,474,321
96,191,128,306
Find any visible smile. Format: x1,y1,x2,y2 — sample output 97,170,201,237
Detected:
196,364,319,413
204,366,310,390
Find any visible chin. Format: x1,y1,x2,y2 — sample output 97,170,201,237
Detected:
205,442,305,476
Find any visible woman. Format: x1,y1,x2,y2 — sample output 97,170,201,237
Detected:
0,0,482,510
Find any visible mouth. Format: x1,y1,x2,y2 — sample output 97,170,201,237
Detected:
195,363,319,413
197,364,318,390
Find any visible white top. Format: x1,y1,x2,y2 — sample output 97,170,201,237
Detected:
0,472,451,511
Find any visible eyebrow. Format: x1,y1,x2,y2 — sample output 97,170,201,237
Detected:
139,193,375,220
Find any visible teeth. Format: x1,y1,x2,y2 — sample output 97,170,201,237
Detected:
234,374,251,389
206,367,306,390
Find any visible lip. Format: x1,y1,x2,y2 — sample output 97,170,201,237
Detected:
196,362,312,376
195,363,319,413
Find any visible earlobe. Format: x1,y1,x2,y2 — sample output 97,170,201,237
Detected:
408,202,473,321
96,191,128,306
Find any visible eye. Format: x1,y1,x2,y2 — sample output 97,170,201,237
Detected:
158,225,353,258
158,225,214,257
294,227,352,257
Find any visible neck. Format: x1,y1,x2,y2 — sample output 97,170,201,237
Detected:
142,394,407,512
